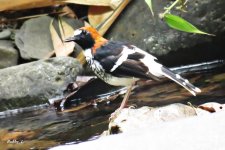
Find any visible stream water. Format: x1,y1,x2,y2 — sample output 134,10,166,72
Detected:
0,60,225,150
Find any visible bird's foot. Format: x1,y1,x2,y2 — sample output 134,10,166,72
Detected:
109,108,122,121
109,104,137,121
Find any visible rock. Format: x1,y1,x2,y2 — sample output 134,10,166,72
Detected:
0,57,82,111
15,16,53,59
15,16,83,60
108,104,196,134
50,111,225,150
0,40,18,69
0,29,11,40
106,0,225,65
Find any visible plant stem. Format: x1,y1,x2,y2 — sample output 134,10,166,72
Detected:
162,0,180,17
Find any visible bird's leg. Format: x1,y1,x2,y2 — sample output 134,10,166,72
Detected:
118,82,135,110
110,81,135,121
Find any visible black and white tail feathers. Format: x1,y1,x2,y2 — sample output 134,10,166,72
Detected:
161,67,201,96
128,45,201,96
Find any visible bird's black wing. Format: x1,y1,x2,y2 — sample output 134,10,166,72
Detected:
94,41,153,79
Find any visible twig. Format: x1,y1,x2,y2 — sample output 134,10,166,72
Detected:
162,0,180,17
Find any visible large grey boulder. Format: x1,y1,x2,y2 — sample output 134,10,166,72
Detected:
0,40,18,69
106,0,225,58
0,57,82,111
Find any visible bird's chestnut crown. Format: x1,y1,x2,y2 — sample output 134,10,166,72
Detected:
65,27,108,50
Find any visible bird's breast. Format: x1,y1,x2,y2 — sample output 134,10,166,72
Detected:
84,48,138,86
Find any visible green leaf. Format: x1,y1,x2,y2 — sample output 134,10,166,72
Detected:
145,0,154,16
164,13,214,36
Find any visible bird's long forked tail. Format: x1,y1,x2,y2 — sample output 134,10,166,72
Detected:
161,67,201,96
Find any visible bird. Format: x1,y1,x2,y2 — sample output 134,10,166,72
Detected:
65,26,201,112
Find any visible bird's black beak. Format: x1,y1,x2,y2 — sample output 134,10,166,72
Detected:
64,36,78,42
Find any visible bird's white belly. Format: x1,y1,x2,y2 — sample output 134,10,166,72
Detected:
90,63,138,86
103,74,138,86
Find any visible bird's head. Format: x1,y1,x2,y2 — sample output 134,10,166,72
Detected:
65,27,107,51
